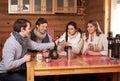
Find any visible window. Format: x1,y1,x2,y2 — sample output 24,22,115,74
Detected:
111,0,120,36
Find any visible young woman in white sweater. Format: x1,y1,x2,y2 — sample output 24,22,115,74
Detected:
56,21,83,56
82,20,108,56
55,21,83,81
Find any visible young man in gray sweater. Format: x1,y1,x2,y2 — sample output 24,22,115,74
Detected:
0,19,55,81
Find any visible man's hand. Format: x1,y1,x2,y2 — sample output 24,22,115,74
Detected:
23,54,31,62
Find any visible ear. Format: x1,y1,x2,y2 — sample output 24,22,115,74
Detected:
36,25,39,29
21,27,25,32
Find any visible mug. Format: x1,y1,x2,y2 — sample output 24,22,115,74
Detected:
36,53,42,62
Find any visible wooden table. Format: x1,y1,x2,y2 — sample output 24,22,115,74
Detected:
26,55,120,81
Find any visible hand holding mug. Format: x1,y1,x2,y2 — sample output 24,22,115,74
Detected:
88,43,94,51
23,54,31,62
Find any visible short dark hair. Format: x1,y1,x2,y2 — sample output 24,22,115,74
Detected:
13,19,31,32
35,18,48,26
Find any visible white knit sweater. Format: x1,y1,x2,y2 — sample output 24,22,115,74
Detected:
57,32,83,55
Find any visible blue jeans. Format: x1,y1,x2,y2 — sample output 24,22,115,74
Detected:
0,70,26,81
0,70,54,81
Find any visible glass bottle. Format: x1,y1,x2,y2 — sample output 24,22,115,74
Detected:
50,42,59,59
112,34,120,59
67,46,72,61
107,31,114,57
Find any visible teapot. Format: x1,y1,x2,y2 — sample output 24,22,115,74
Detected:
50,49,59,59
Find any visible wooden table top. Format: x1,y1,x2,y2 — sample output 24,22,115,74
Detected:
27,55,120,70
27,54,120,81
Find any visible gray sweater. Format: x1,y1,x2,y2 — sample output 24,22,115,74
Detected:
0,33,54,73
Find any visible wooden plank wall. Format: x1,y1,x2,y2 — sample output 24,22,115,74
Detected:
85,0,105,32
0,0,104,44
0,1,85,44
0,1,111,80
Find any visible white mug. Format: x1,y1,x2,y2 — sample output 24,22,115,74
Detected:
36,54,42,62
58,38,64,45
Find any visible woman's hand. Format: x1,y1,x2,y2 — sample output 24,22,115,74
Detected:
84,50,94,55
84,50,101,56
61,41,69,48
88,43,94,51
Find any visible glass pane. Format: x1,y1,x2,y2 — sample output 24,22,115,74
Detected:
35,0,41,11
68,0,74,8
11,0,18,5
23,0,29,11
46,0,52,11
23,0,29,4
10,0,18,12
68,0,74,11
57,0,63,10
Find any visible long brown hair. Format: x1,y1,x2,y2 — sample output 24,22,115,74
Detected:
64,21,82,52
65,21,82,42
85,20,103,41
